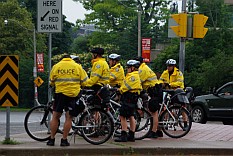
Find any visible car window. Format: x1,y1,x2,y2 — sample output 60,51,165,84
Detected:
219,84,233,95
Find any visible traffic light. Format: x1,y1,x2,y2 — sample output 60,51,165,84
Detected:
193,14,208,38
170,13,187,37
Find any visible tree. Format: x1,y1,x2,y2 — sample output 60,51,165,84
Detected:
0,0,47,107
153,1,233,95
74,0,171,58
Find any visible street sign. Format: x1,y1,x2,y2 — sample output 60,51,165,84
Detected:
34,76,44,87
37,0,62,33
141,38,151,62
0,55,19,107
36,53,44,72
168,18,179,38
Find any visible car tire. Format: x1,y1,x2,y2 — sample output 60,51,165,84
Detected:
191,106,207,124
222,120,233,125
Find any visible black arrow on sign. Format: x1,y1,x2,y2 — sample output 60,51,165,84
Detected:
41,11,50,21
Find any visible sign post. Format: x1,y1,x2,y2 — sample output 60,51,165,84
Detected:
0,55,19,140
37,0,62,33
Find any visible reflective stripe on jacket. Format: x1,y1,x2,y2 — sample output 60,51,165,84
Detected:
159,67,184,89
50,58,89,97
86,58,110,87
138,63,159,90
110,63,125,87
119,71,142,94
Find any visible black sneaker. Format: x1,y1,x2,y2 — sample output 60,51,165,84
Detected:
46,138,55,146
156,130,163,137
147,131,158,138
60,138,70,146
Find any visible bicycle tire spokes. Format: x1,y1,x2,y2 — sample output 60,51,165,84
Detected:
79,108,114,145
134,109,152,140
24,106,52,142
160,106,192,138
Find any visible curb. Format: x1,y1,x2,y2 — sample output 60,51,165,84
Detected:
1,147,233,156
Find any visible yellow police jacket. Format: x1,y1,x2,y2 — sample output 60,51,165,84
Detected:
86,57,110,87
159,67,184,89
119,71,142,94
110,63,125,87
50,58,89,97
138,63,159,90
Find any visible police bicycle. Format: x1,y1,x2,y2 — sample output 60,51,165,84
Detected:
149,88,193,138
106,87,153,140
24,89,114,145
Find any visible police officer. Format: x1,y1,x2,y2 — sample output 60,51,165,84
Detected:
160,59,188,130
47,54,88,146
159,59,184,89
115,60,142,142
135,57,163,138
86,48,110,92
108,53,125,87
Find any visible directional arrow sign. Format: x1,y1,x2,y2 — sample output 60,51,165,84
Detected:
37,0,62,33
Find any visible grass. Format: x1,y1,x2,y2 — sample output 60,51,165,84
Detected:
1,138,21,145
0,107,30,112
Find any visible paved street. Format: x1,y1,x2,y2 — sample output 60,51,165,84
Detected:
0,111,232,155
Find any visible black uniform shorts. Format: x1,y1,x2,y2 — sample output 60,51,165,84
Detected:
119,92,138,118
53,93,84,117
147,84,163,113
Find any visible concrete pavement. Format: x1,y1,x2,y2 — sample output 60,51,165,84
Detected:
0,122,233,156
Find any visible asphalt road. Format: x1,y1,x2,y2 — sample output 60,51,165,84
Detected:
0,111,67,137
0,111,224,138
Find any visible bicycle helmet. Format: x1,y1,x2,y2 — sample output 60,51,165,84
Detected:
70,55,79,60
90,48,104,55
70,55,81,64
126,60,140,68
166,59,176,65
108,53,121,61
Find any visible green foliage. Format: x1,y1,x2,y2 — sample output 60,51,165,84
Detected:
51,16,75,55
1,138,20,145
73,0,171,59
196,0,233,28
0,0,34,55
70,36,89,54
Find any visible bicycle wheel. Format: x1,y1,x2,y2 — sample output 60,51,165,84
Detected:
24,105,52,141
78,108,114,145
134,108,152,140
71,113,83,137
160,106,192,138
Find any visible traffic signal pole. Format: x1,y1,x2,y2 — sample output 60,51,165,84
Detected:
179,0,187,74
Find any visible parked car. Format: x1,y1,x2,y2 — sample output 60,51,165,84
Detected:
191,81,233,125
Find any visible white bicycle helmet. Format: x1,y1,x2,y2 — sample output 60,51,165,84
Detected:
166,59,176,65
108,53,121,61
126,60,140,68
70,55,79,60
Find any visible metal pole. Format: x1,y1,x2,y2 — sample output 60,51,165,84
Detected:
5,107,10,140
179,0,187,73
47,33,52,132
48,33,52,103
33,27,38,106
138,5,141,57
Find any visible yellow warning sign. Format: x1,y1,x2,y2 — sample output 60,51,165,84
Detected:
34,76,44,87
0,55,19,107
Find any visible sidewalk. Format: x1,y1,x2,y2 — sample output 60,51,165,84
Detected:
0,122,232,156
